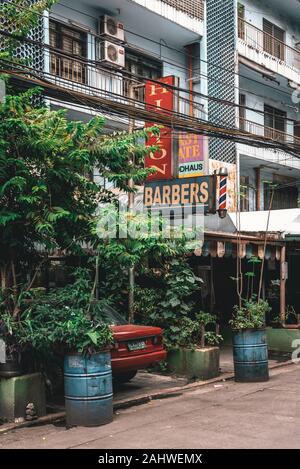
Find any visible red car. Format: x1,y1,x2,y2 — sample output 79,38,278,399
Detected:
103,306,167,383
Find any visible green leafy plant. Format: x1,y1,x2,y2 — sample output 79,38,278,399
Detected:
94,209,198,321
0,90,158,337
230,296,271,330
7,268,114,354
163,311,222,350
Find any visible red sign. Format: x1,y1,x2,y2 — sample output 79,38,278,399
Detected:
144,76,175,181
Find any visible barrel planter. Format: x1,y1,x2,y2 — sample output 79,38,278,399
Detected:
0,358,22,378
64,351,113,427
232,328,269,382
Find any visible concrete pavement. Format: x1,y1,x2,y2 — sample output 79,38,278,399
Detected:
0,364,299,449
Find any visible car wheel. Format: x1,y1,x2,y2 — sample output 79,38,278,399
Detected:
114,370,137,383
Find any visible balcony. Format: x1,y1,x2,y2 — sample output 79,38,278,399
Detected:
161,0,204,20
239,117,300,145
237,18,300,85
47,51,205,121
130,0,204,34
237,117,300,172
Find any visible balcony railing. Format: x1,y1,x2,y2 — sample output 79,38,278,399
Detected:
48,51,205,120
50,53,87,84
239,117,300,146
161,0,204,20
238,18,300,71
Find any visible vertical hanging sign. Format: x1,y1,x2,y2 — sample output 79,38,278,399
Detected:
144,76,175,180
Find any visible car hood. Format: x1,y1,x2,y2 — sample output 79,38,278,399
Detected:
111,324,163,341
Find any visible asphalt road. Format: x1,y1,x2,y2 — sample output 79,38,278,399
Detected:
0,365,299,449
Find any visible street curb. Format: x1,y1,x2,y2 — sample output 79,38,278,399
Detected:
0,360,295,435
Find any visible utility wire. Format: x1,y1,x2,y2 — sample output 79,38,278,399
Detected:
2,1,299,118
50,3,300,108
3,60,300,159
1,27,299,128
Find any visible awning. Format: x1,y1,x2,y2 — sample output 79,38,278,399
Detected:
228,209,300,239
194,235,282,260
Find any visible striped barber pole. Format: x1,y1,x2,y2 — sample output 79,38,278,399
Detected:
219,175,227,210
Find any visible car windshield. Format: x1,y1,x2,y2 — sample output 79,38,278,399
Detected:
97,304,128,326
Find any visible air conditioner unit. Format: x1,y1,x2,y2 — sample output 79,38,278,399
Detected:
99,15,124,42
97,41,125,68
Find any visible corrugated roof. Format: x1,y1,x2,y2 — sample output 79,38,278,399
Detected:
228,209,300,238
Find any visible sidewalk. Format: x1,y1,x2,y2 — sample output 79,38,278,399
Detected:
0,364,298,448
0,346,291,435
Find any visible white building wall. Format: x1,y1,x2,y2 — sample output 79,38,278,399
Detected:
238,0,300,84
242,0,300,49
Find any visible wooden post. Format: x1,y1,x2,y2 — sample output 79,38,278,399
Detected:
280,245,286,324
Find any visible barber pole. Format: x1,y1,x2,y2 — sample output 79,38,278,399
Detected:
217,167,228,218
219,175,227,210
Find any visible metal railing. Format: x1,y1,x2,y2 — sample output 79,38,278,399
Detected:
161,0,204,20
50,53,87,84
239,117,300,145
238,18,300,71
48,51,205,120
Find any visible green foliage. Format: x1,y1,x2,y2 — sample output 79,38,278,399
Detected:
0,88,158,313
133,259,213,349
230,296,271,330
163,312,222,350
94,208,191,269
1,268,113,354
158,259,201,319
134,258,200,323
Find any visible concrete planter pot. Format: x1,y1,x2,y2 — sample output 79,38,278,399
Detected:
0,372,46,423
167,347,220,380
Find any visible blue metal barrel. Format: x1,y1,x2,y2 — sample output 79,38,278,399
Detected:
232,329,269,382
64,352,113,427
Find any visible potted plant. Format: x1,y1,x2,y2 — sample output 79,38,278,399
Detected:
230,296,271,382
167,312,223,380
18,269,114,427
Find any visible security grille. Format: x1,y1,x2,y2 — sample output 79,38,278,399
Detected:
0,0,45,74
207,0,236,163
161,0,204,20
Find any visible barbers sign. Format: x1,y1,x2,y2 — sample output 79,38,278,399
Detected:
143,176,216,214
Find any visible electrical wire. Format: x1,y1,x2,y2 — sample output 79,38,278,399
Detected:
2,0,299,120
1,27,299,129
3,59,300,160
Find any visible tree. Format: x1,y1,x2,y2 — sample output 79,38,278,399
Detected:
0,87,158,317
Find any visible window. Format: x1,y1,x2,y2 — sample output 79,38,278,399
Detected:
264,104,286,142
240,175,250,212
49,20,87,84
294,122,300,142
238,3,245,40
239,93,246,130
264,175,299,210
124,49,162,101
263,19,285,61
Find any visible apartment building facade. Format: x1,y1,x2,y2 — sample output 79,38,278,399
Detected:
3,0,300,333
4,0,300,209
205,1,300,214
